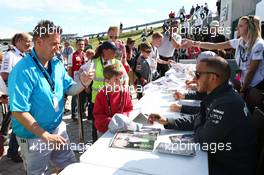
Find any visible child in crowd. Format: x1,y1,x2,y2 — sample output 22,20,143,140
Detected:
86,49,95,60
93,64,133,136
135,42,152,99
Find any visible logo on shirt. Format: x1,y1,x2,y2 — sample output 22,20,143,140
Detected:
209,109,224,124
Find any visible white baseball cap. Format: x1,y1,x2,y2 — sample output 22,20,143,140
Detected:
210,20,220,27
197,51,217,61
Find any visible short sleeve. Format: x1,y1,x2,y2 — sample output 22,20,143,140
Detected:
174,34,182,44
63,68,74,93
0,52,12,73
252,41,264,61
229,39,239,49
8,67,33,112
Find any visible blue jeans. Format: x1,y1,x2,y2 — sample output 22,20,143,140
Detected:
71,95,78,118
71,91,88,119
16,122,76,175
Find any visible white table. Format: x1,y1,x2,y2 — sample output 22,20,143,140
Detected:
59,163,144,175
79,90,208,175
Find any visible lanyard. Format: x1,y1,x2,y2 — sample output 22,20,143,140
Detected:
106,90,124,116
30,49,55,93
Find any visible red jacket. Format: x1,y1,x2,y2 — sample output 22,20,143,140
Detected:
187,47,201,59
93,86,133,133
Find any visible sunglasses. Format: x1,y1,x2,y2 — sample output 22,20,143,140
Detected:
194,71,219,79
109,36,118,39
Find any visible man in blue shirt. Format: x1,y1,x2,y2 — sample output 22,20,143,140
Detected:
8,20,94,174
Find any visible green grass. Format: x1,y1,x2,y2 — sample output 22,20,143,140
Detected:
71,26,163,50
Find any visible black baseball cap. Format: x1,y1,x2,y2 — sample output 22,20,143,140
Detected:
101,41,117,51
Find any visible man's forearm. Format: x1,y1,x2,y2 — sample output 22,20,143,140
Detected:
66,81,85,96
12,112,47,138
157,58,168,64
165,115,195,130
181,106,200,115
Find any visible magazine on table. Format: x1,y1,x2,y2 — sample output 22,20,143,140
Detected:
156,134,196,156
109,127,160,151
169,133,194,143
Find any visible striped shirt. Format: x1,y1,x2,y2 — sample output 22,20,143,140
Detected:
0,47,24,73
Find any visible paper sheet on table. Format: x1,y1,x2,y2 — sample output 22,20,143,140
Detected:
178,100,201,107
132,113,151,126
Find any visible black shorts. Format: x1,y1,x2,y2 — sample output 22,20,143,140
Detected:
254,79,264,92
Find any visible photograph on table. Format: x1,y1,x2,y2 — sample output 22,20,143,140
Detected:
156,134,196,157
109,129,160,151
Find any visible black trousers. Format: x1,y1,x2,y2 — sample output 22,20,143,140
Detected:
0,105,11,135
157,55,172,77
90,103,97,143
71,90,88,119
255,79,264,92
0,110,19,156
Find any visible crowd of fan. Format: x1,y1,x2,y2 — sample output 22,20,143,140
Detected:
0,2,264,174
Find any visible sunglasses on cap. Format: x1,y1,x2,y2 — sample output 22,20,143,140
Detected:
194,71,219,79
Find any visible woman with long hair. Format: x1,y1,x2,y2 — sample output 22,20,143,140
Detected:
182,16,264,112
